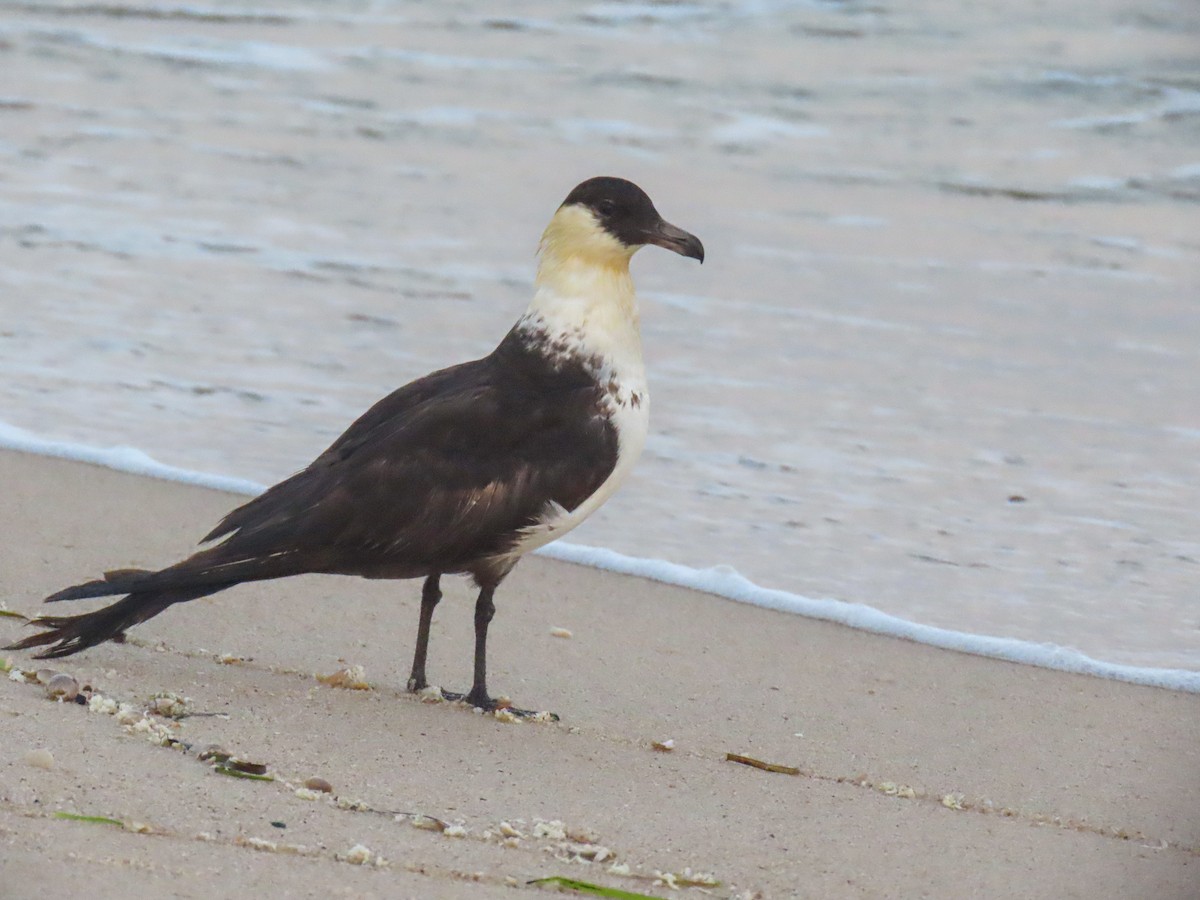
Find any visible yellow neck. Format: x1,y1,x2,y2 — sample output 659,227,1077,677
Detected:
532,204,639,324
523,204,645,378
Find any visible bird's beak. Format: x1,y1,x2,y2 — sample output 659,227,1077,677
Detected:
646,219,705,263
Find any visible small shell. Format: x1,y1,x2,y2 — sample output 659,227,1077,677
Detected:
533,820,567,841
225,758,268,776
148,692,190,718
88,694,119,714
24,748,54,770
303,776,333,793
941,793,966,810
339,843,387,866
44,674,79,701
316,666,369,690
549,627,573,639
410,815,446,832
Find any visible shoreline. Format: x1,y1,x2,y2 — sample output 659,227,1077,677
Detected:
2,448,1199,898
3,420,1197,693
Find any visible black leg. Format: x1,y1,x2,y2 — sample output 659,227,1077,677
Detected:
432,581,558,720
406,574,441,693
464,584,496,709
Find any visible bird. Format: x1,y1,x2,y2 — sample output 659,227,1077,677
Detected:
7,176,704,712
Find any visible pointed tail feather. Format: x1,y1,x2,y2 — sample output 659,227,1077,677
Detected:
6,584,230,658
43,547,300,606
45,568,156,603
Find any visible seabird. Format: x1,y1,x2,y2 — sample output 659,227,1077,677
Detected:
8,176,704,711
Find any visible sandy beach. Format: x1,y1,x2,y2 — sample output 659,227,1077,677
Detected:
2,449,1198,898
2,0,1199,895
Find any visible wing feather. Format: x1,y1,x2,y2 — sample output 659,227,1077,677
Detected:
198,340,616,579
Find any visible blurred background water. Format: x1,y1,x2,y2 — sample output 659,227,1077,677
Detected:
1,0,1198,667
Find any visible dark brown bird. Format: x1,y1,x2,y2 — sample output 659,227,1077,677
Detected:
8,176,703,711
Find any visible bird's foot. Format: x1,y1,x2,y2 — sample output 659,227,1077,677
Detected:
440,688,558,721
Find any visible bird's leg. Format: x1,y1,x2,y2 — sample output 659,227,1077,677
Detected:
406,574,441,693
465,584,496,709
437,582,557,719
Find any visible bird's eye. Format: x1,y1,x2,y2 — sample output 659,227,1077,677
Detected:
596,199,616,216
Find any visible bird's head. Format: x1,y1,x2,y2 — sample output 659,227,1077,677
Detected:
539,177,704,272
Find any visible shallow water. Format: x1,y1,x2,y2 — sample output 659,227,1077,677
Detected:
1,0,1197,669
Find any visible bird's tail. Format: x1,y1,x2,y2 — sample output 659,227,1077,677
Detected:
6,568,233,658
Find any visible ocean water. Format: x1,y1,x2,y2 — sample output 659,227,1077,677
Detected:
1,0,1197,674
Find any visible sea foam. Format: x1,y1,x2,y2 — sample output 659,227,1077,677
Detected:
2,419,1197,693
0,421,263,497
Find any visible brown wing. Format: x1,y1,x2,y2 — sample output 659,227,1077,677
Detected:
190,335,618,583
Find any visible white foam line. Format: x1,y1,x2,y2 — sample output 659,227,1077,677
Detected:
0,421,264,497
3,419,1197,693
538,543,1200,692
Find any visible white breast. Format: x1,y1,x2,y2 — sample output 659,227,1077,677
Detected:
494,203,652,563
499,274,650,559
510,376,649,558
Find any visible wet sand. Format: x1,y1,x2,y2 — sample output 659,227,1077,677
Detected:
3,450,1199,898
0,0,1198,668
